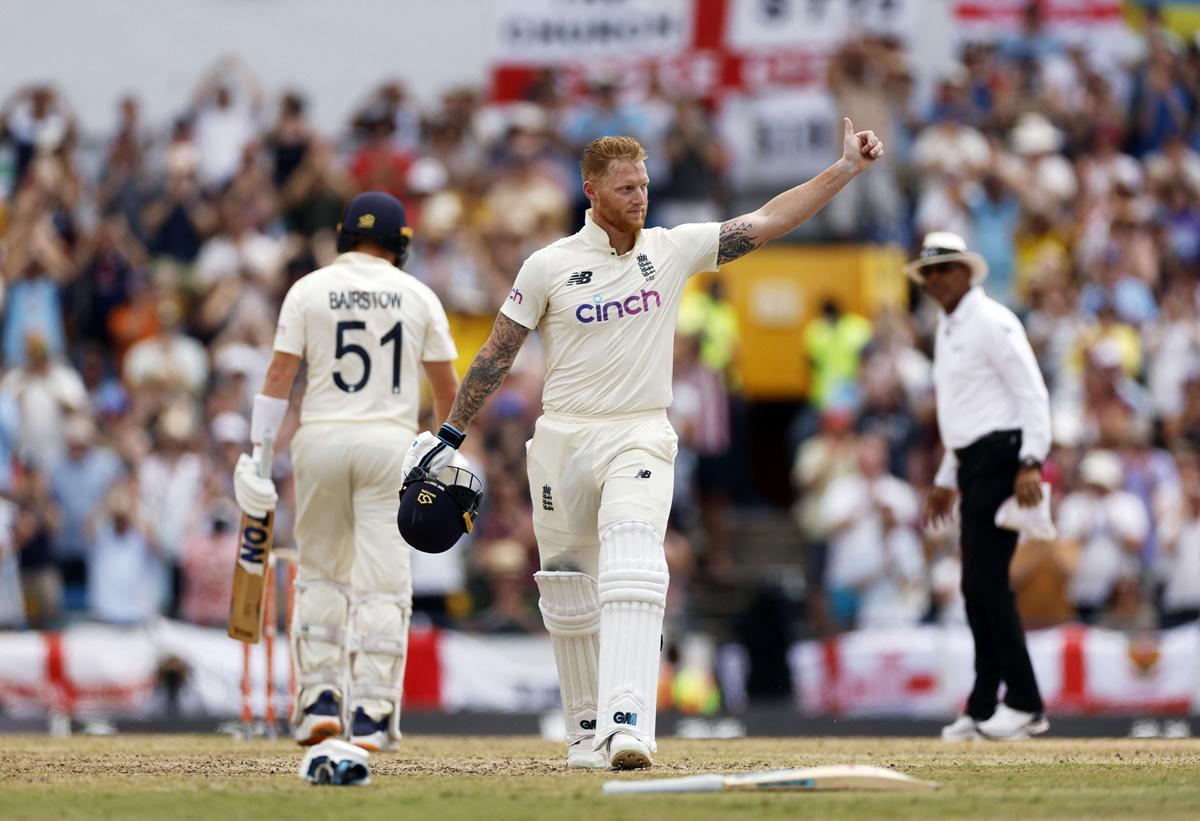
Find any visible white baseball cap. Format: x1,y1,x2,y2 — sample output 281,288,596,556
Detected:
1079,450,1123,491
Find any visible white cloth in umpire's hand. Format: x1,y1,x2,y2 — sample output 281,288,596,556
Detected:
233,451,277,517
995,482,1056,541
402,431,455,481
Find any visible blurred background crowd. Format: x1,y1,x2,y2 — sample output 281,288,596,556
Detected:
1,4,1199,709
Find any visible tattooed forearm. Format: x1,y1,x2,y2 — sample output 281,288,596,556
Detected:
447,313,530,431
717,220,762,264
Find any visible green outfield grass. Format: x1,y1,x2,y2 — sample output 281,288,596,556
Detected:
1,734,1198,820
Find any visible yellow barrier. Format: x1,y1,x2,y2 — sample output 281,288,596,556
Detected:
691,244,907,400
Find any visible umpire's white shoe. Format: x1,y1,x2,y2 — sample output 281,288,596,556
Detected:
294,690,342,747
940,714,982,742
566,738,607,770
606,732,653,770
977,705,1050,740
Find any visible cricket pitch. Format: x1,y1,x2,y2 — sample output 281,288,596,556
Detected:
2,734,1198,820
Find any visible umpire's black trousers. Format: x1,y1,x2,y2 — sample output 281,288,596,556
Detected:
956,429,1045,718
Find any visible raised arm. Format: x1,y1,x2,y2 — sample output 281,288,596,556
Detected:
716,118,884,265
446,313,531,432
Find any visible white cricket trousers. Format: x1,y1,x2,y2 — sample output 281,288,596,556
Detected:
291,422,414,724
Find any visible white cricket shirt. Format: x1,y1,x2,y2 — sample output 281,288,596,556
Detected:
274,252,457,427
501,210,719,416
932,287,1051,489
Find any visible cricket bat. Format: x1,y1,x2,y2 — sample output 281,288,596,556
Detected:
602,765,939,795
228,435,276,644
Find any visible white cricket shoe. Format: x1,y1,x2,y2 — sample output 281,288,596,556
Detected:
606,732,653,770
976,705,1050,740
566,738,607,770
350,706,392,752
941,714,982,742
294,690,342,747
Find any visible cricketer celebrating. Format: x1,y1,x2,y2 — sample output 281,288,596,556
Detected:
234,191,459,751
405,120,883,769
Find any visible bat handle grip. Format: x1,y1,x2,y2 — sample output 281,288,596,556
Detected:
258,434,274,481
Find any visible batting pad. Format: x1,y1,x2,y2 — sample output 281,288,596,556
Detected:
350,591,412,741
292,578,352,724
534,571,601,745
594,521,668,752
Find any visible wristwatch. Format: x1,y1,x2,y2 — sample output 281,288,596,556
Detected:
1019,457,1043,472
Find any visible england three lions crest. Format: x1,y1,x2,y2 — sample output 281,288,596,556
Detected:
636,253,656,282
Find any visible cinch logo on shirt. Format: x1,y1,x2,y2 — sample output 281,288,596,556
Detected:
575,288,661,323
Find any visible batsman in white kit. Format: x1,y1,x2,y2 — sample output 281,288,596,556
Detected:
405,123,883,769
233,191,460,751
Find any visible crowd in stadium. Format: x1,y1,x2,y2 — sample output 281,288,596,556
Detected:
1,13,1199,651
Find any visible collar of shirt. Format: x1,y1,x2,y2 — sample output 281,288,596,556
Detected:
940,286,985,330
334,251,396,268
578,209,643,256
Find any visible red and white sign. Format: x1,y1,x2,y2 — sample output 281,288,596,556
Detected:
492,0,694,63
725,0,931,50
791,624,1200,717
952,0,1136,62
3,621,1193,720
490,0,956,101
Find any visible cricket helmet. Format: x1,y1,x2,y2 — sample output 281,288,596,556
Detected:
397,463,483,554
336,191,413,267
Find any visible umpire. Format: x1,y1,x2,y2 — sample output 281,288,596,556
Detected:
908,232,1051,741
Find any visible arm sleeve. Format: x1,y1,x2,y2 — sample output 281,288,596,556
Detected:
1057,496,1086,540
665,222,720,277
934,448,959,490
498,253,549,330
273,280,306,356
419,289,458,363
984,307,1052,462
1112,494,1150,543
820,477,859,531
58,367,89,411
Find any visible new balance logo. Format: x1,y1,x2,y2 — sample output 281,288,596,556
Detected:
542,484,554,512
613,711,638,726
566,271,593,286
579,719,596,731
636,253,656,281
636,469,652,479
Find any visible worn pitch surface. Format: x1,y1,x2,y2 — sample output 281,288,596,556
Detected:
2,735,1198,820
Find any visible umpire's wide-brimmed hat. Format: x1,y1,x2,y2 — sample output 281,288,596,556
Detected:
904,231,989,286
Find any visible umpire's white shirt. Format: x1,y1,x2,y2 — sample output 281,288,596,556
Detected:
932,287,1050,489
501,210,719,415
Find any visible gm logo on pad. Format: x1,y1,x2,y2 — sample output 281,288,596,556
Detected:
613,711,638,726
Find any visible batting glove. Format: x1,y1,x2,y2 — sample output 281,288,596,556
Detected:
233,450,278,518
402,423,465,483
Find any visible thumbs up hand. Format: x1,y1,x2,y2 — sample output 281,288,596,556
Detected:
842,117,884,172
